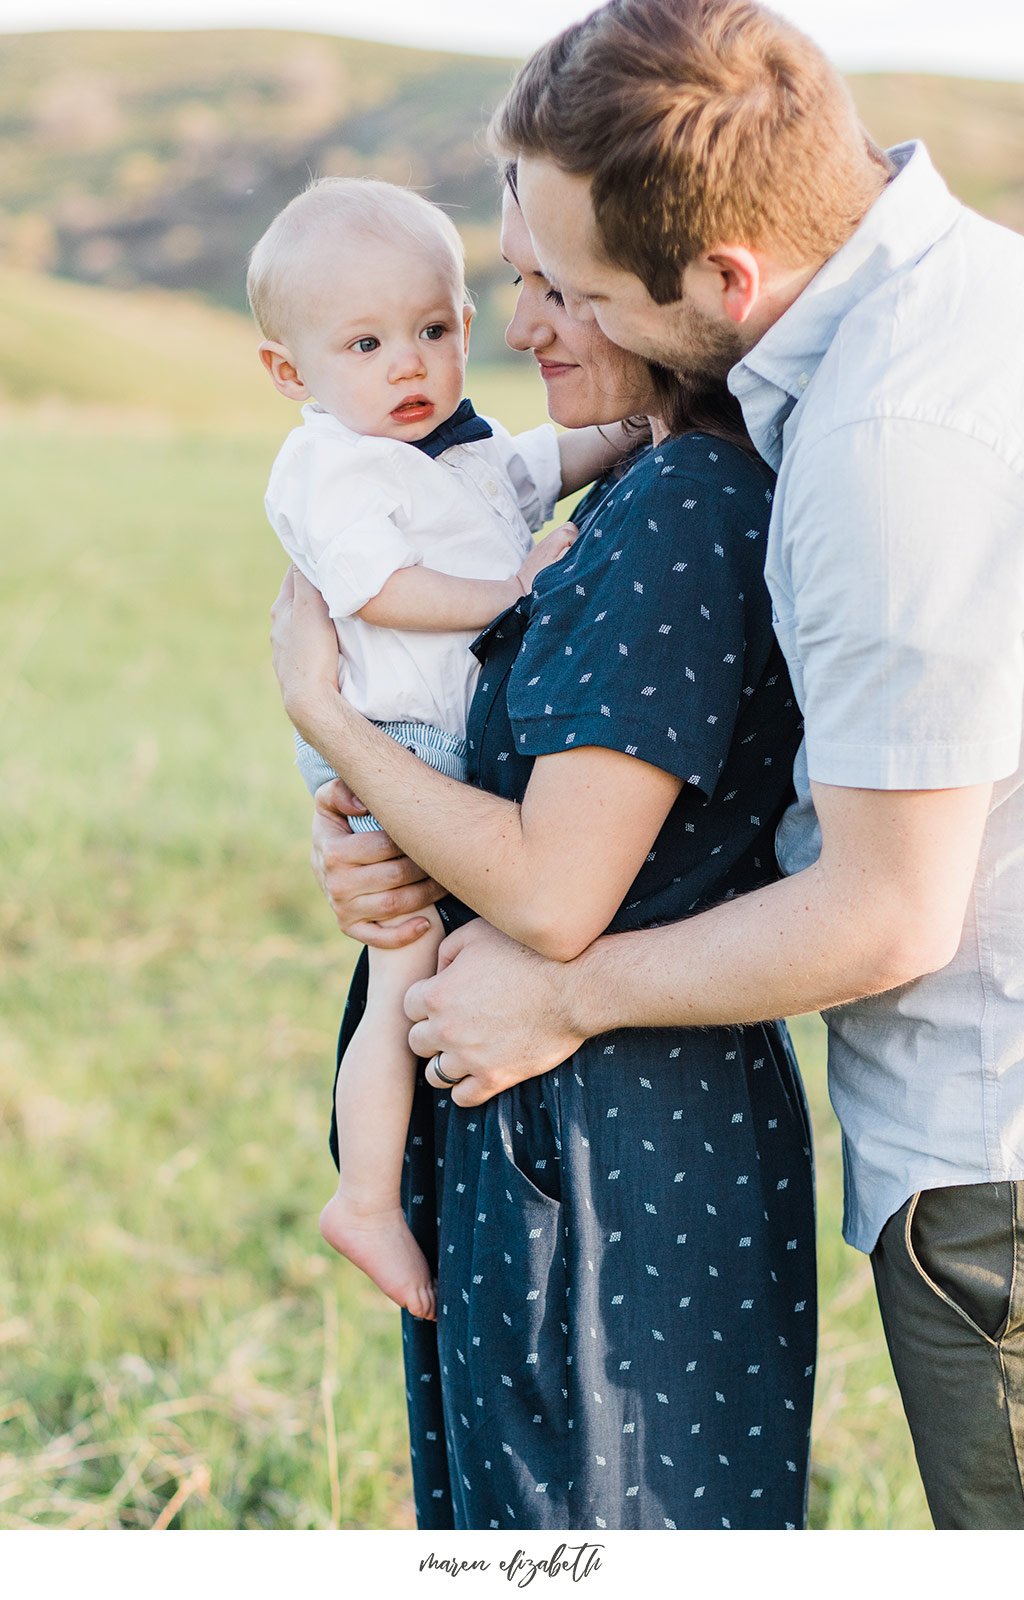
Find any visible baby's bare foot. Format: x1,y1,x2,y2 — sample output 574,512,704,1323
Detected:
318,1192,436,1321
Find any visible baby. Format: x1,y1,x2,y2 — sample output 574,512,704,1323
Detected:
248,177,628,1319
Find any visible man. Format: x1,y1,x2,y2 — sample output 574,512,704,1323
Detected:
294,0,1024,1529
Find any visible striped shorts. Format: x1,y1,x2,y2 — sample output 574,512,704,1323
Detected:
294,721,467,831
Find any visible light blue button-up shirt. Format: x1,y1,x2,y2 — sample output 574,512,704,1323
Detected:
731,143,1024,1252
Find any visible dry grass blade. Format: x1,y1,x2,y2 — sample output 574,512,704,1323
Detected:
151,1464,211,1531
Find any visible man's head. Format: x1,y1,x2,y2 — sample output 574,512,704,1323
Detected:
247,178,472,441
493,0,891,378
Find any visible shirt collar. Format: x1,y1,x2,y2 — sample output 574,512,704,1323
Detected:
729,143,962,466
301,402,360,440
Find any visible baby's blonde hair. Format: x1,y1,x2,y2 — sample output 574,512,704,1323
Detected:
247,176,467,342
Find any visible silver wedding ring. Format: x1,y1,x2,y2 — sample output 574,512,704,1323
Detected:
429,1053,467,1087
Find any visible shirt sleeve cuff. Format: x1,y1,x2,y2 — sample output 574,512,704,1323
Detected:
514,709,723,796
805,732,1022,789
313,519,421,619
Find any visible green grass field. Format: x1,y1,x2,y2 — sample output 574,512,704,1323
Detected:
0,328,930,1528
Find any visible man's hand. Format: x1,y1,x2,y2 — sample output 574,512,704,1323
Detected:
311,780,443,948
405,919,587,1105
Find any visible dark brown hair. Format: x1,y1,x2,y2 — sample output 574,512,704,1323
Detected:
647,361,754,451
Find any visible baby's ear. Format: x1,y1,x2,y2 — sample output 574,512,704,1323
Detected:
461,304,474,356
259,341,310,401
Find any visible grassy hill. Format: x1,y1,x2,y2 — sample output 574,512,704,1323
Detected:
1,29,1022,372
849,73,1024,228
0,267,285,428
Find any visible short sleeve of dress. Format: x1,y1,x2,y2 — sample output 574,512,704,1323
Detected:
506,436,777,798
481,417,562,533
265,425,421,620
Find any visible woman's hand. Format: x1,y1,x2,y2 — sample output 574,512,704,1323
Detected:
270,565,341,739
406,919,588,1105
312,780,444,948
517,521,578,592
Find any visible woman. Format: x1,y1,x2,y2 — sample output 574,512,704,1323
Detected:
272,191,815,1531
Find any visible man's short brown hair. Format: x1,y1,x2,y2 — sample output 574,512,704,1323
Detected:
493,0,891,303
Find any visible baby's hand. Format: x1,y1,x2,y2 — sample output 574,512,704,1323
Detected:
517,521,578,593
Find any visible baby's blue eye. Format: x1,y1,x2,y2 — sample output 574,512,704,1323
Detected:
354,336,379,353
421,324,446,341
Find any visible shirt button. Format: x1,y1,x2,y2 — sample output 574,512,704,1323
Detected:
485,480,499,496
797,372,810,389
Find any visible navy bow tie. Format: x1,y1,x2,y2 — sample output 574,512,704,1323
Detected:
410,397,493,459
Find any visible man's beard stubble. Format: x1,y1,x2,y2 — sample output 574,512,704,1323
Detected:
666,297,745,399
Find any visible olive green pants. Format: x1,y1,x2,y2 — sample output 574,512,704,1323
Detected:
871,1182,1024,1529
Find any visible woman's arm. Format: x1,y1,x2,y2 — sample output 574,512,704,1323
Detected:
557,421,638,495
272,568,681,959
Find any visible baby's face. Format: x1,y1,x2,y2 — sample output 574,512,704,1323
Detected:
285,234,471,441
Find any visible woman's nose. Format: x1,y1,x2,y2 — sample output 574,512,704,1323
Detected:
505,293,552,354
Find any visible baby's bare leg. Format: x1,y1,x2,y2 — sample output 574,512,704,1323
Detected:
319,906,442,1320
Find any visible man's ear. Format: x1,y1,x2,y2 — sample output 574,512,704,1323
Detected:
259,341,310,401
462,303,474,356
696,246,761,326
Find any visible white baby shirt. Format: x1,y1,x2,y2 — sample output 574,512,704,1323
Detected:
265,404,562,738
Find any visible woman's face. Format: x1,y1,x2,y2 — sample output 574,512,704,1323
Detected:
501,190,659,429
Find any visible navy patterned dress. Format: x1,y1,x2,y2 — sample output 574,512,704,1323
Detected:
331,434,816,1531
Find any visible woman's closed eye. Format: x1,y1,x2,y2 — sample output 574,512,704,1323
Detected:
509,272,562,307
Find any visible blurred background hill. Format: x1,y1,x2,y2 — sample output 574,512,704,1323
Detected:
0,27,1023,394
0,30,521,364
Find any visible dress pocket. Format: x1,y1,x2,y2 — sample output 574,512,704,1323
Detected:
497,1078,563,1208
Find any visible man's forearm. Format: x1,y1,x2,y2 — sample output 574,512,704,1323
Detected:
561,780,990,1036
564,868,903,1036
